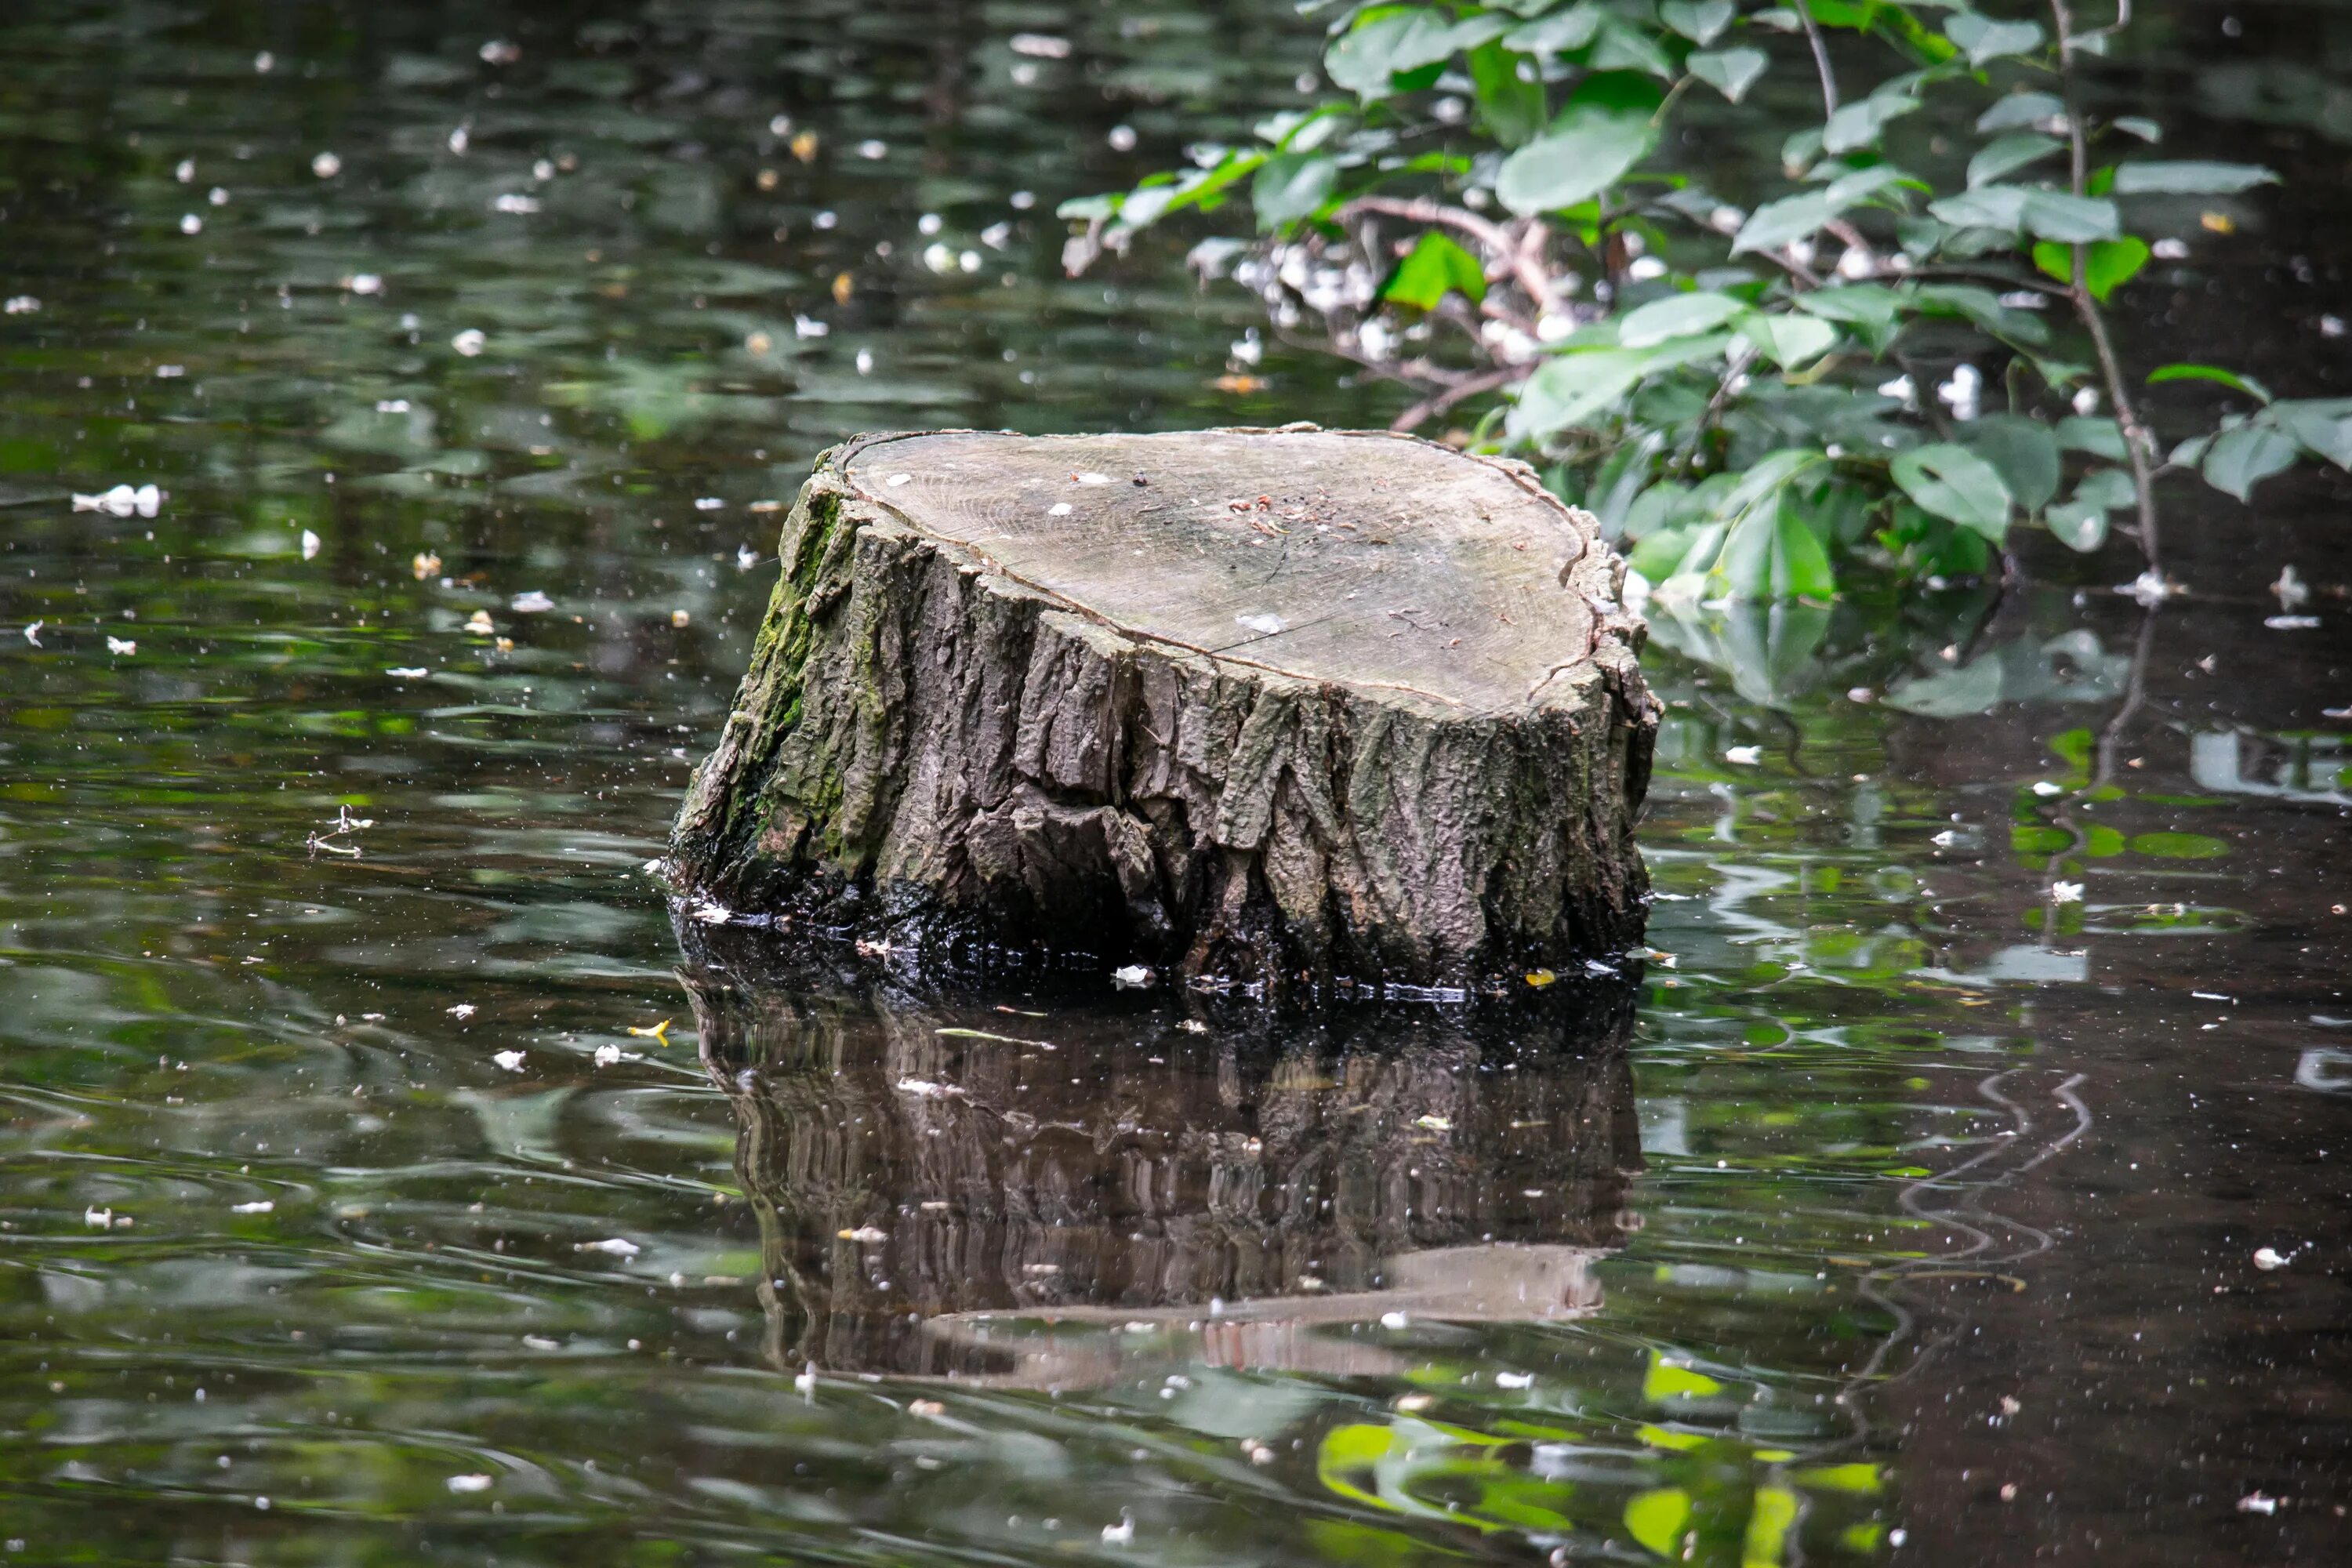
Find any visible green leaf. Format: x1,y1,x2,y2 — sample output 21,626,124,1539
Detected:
1625,1489,1693,1559
2109,161,2280,196
1591,17,1677,78
2130,830,2230,860
1468,42,1546,147
1688,45,1768,102
2113,116,2161,143
1929,187,2119,242
1327,5,1505,99
1508,336,1732,438
1967,132,2063,189
1911,282,2052,346
2044,468,2122,550
2031,236,2151,302
1660,0,1735,45
1891,442,2013,537
1822,90,1920,155
1720,492,1838,600
2021,191,2122,243
1794,283,1904,335
1618,290,1748,347
2270,397,2352,470
1251,153,1338,230
1959,415,2063,512
1928,185,2027,231
2200,423,2298,501
1496,72,1664,216
2056,416,2127,459
1730,191,1833,254
2148,362,2272,402
1382,231,1487,310
1976,92,2065,132
1945,13,2045,65
1502,1,1602,54
1737,310,1838,368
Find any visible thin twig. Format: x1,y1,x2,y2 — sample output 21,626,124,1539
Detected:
1797,4,1842,115
2052,0,2162,575
1389,364,1522,432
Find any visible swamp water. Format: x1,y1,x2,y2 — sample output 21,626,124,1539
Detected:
1,2,2348,1564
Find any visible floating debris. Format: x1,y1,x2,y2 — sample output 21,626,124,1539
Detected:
626,1018,672,1046
576,1237,640,1258
1010,32,1072,58
2273,564,2310,611
492,1050,525,1072
510,590,554,613
2051,881,2085,903
4,295,41,314
687,899,731,926
72,483,162,517
1494,1371,1534,1389
1047,502,1073,517
1111,964,1155,989
1378,1310,1410,1330
1414,1115,1454,1132
670,609,690,628
310,151,341,178
301,529,321,559
837,1225,887,1243
465,610,495,634
452,328,486,357
2238,1491,2278,1515
1723,745,1762,765
385,666,428,680
106,637,136,656
447,1474,493,1494
446,1004,477,1020
230,1200,274,1214
1101,1512,1135,1546
412,551,442,579
895,1078,966,1100
2253,1246,2292,1271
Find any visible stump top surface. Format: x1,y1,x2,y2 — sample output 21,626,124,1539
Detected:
840,428,1606,713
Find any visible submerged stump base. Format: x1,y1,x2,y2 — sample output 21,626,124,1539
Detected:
668,426,1657,990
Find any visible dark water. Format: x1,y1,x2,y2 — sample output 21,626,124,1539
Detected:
2,2,2350,1564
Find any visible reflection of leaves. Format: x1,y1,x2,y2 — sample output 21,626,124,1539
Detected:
1642,601,1835,708
1883,630,2130,716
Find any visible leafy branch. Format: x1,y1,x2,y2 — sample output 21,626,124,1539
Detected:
1067,0,2334,606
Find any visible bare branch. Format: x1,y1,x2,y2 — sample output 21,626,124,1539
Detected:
1389,365,1523,433
2051,0,2162,576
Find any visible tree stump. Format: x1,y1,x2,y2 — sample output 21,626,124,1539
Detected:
668,426,1657,989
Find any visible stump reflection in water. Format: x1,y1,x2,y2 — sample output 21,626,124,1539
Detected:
680,940,1642,1387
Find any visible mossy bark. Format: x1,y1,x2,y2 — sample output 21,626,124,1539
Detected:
668,428,1657,989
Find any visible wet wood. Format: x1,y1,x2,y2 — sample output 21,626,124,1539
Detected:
668,426,1657,988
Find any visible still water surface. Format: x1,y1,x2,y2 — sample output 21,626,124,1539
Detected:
2,2,2348,1564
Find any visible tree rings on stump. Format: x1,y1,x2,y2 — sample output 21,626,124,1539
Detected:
667,426,1658,992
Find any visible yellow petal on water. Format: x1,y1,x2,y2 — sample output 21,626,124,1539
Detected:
1524,968,1556,988
626,1018,672,1045
831,270,855,305
790,131,819,164
412,550,442,580
2201,211,2235,234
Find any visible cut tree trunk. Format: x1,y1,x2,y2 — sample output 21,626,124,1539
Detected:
667,426,1657,989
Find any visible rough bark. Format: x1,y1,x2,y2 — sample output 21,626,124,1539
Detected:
667,426,1657,989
